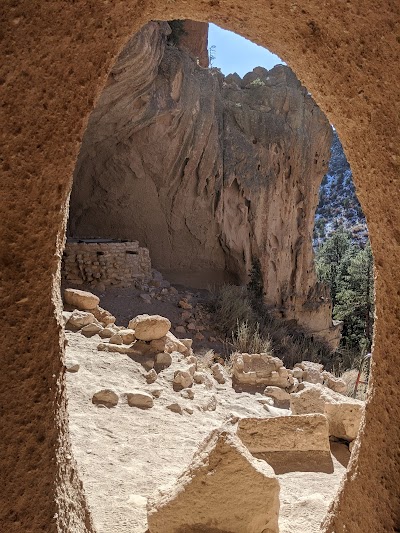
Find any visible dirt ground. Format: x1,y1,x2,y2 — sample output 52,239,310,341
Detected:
64,284,350,532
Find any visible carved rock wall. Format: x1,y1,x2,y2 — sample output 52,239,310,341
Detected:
1,1,399,532
69,22,337,344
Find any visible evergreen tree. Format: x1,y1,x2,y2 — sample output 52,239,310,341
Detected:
315,230,374,352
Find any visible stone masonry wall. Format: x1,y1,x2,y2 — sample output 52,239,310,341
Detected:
62,241,151,288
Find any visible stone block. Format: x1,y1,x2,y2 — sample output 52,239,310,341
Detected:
147,430,279,533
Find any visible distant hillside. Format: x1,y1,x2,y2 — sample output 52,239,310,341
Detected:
314,131,368,247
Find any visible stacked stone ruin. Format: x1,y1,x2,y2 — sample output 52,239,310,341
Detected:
62,239,152,288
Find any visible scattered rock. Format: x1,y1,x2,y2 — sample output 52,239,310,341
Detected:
264,386,291,408
148,388,163,398
150,331,188,355
175,325,186,334
211,362,226,384
322,371,348,394
178,299,192,310
109,333,123,345
292,367,304,380
145,369,158,384
127,391,154,409
66,361,80,373
201,394,217,412
67,310,98,329
64,288,100,310
173,370,193,391
181,310,192,321
166,403,183,415
193,371,206,384
180,338,193,351
194,332,205,341
99,326,116,338
91,305,116,326
92,389,119,408
155,352,172,368
119,329,136,344
140,293,152,304
187,322,196,331
147,430,279,533
81,322,103,336
180,388,195,400
129,314,171,341
295,361,324,385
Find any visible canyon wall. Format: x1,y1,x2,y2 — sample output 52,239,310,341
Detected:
68,21,339,346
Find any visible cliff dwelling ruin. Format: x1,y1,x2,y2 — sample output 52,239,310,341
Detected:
1,2,399,533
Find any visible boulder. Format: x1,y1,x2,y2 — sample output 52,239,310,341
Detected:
147,430,279,533
322,371,348,394
64,288,99,310
145,369,158,384
66,310,99,329
290,383,364,441
92,389,119,408
129,314,171,341
264,386,291,408
91,305,116,326
173,370,193,391
109,333,123,345
155,352,172,368
99,326,116,338
237,414,332,473
211,362,226,384
80,322,103,336
66,361,80,373
166,403,183,415
119,329,136,344
127,391,154,409
150,331,188,355
180,388,195,400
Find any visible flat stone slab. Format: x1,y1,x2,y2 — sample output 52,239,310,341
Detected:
237,414,333,474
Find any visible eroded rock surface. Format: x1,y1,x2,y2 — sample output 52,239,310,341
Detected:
68,21,339,347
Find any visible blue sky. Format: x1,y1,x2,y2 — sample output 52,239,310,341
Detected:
208,24,284,77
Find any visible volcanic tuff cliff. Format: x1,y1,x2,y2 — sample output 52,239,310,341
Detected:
68,21,340,347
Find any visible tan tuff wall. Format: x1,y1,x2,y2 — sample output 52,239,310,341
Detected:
62,241,151,289
0,1,399,532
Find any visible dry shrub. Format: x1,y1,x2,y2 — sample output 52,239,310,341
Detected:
213,285,255,334
231,321,272,355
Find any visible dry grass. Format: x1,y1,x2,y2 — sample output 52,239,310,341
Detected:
231,320,272,355
212,283,335,369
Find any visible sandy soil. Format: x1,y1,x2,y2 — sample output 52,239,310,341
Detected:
65,326,349,533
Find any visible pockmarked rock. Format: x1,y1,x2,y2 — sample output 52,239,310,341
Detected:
129,314,171,341
64,288,100,310
147,430,280,533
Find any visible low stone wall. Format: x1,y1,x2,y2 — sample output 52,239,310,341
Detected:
62,240,151,288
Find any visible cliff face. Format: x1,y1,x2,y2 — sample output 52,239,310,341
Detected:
68,21,339,347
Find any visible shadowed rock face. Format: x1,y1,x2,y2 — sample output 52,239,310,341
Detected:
68,21,337,344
